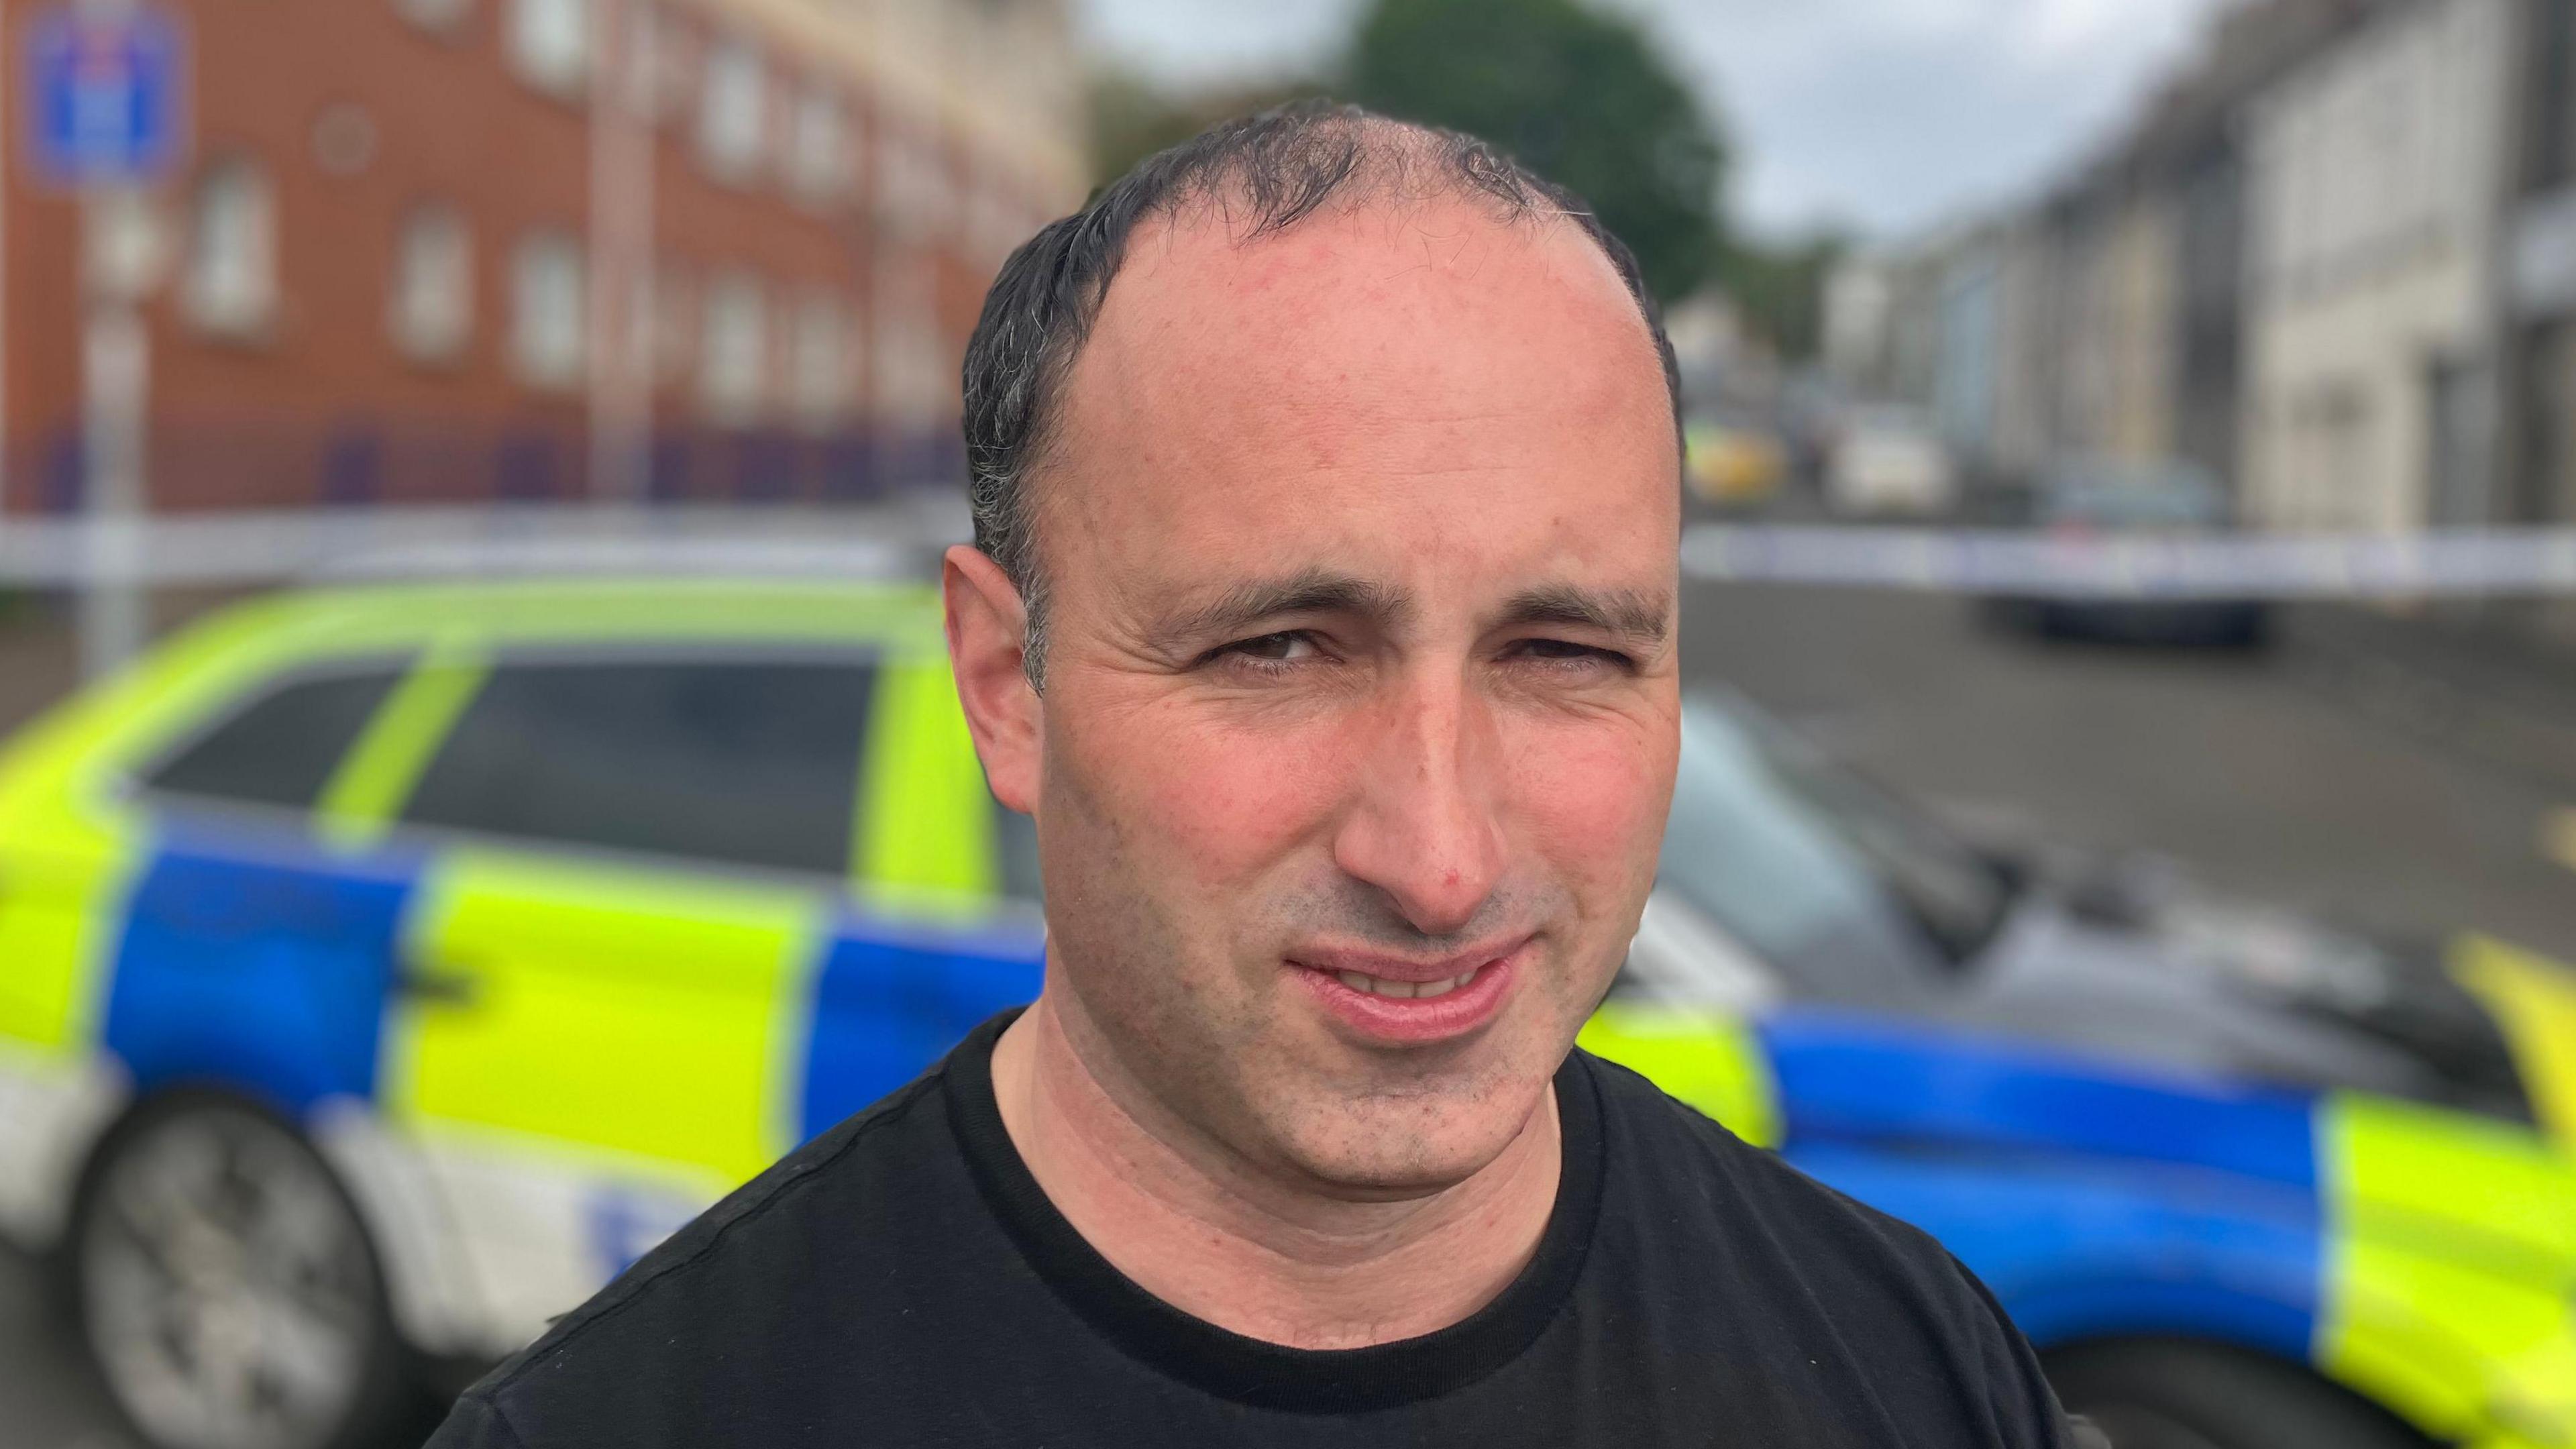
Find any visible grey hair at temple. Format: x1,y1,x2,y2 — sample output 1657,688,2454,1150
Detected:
959,100,1684,690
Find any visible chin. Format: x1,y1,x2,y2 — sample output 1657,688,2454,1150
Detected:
1271,1079,1553,1196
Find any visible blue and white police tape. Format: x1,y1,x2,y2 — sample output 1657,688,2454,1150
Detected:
1682,525,2576,600
9,509,2576,599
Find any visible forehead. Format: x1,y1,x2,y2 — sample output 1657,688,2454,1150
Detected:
1040,194,1678,604
1080,197,1664,453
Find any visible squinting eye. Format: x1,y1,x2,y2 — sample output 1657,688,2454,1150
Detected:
1228,631,1318,663
1515,639,1625,665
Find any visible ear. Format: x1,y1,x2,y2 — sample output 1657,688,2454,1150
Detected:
943,544,1042,816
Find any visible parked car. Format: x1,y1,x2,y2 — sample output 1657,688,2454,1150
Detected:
1682,415,1787,510
1985,460,2272,646
0,582,2567,1449
1609,696,2573,1449
1823,405,1958,517
0,580,1043,1449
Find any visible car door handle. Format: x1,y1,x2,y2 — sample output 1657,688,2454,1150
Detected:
395,955,481,1007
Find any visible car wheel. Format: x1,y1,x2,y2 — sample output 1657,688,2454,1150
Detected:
72,1095,411,1449
2047,1340,2432,1449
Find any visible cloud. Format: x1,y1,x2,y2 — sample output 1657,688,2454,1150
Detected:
1615,0,2237,235
1073,0,2238,239
1076,0,1360,84
2021,0,2149,64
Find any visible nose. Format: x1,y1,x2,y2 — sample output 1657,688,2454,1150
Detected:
1330,671,1507,938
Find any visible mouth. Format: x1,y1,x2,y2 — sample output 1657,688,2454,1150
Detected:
1286,937,1530,1044
1326,965,1487,1000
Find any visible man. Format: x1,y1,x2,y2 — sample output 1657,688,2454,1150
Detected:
429,104,2085,1446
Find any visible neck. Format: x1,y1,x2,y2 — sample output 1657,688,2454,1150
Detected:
987,994,1563,1350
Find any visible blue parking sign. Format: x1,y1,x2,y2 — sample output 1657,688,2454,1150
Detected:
26,3,187,187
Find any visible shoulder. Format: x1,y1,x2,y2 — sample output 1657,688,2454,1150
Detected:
435,1066,959,1444
1578,1051,2076,1446
1582,1046,1964,1280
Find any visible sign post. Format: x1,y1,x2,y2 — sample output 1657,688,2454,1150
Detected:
27,0,184,678
590,0,655,507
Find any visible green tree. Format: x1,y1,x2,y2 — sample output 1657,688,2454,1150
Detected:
1718,231,1848,362
1342,0,1727,304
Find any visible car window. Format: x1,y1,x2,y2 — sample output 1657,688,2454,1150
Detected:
1656,698,2015,1006
141,663,407,813
400,657,873,878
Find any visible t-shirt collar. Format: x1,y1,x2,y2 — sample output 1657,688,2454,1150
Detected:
944,1008,1608,1413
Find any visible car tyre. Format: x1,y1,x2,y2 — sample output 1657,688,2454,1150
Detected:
70,1094,413,1449
2047,1340,2432,1449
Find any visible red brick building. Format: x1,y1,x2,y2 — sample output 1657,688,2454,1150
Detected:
0,0,1086,515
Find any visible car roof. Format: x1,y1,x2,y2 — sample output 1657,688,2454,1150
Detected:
0,578,950,807
176,576,949,664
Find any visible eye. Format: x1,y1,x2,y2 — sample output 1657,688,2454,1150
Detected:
1235,631,1316,661
1505,638,1634,671
1204,631,1324,671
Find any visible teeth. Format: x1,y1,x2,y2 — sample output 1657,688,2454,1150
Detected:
1332,967,1478,1000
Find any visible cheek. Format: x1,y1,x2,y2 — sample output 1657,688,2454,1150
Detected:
1075,702,1352,883
1507,719,1674,893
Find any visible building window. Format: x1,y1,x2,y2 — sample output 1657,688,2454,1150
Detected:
784,83,850,203
873,293,949,429
698,36,767,181
788,290,850,429
875,127,954,241
507,0,590,95
394,0,474,33
513,231,586,388
389,205,474,362
184,159,278,338
700,268,767,421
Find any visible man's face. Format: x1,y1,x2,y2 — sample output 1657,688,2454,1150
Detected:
979,197,1680,1195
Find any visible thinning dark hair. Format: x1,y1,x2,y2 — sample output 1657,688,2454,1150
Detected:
961,100,1682,688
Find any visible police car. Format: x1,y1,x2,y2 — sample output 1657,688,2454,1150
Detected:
0,580,2569,1449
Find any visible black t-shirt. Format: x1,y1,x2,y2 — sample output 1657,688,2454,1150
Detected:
428,1010,2080,1447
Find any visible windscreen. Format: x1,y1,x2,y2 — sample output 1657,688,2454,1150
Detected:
1656,699,2015,1003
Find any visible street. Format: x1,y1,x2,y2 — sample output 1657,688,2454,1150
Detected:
0,1245,131,1449
1679,582,2576,964
4,580,2573,1444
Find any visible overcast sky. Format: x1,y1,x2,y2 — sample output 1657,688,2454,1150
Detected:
1072,0,2241,242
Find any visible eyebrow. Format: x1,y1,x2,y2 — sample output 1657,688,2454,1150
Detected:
1497,584,1672,645
1159,569,1414,642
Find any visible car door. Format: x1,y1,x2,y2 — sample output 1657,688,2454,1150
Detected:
380,651,871,1183
360,648,883,1336
101,658,423,1118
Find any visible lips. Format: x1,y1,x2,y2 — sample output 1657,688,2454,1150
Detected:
1289,938,1530,1044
